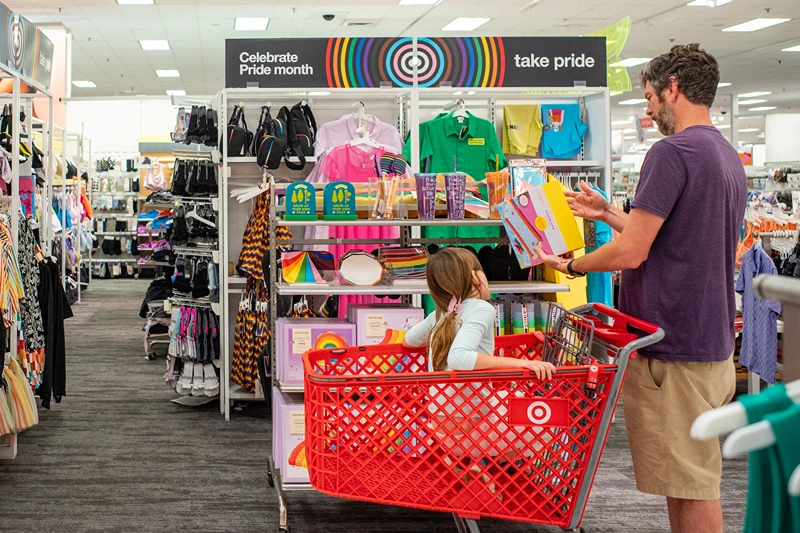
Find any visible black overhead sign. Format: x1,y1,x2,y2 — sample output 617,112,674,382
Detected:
226,37,607,89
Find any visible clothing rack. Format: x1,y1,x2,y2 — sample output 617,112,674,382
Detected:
169,296,214,309
754,275,800,382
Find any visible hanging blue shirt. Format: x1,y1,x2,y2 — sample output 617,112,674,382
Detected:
735,245,781,383
540,104,588,159
586,187,614,307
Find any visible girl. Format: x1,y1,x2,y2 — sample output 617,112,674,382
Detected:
403,247,555,492
404,246,555,377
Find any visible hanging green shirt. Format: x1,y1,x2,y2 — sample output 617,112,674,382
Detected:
767,404,800,532
739,385,795,533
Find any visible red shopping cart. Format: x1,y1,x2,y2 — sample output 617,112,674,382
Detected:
303,303,663,532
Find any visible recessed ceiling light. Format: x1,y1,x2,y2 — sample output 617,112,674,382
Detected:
738,91,771,98
72,80,96,88
716,125,731,129
155,69,180,77
738,128,759,133
116,0,153,4
717,82,732,87
619,98,647,105
782,45,800,52
610,58,652,67
442,17,490,31
399,0,440,4
235,17,270,31
166,89,186,96
140,40,170,51
722,18,791,32
624,135,637,140
612,120,630,125
307,91,331,96
749,106,777,111
738,99,767,105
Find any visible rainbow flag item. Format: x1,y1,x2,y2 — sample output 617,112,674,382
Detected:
281,251,334,284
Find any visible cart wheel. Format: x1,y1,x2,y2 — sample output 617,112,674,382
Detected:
146,353,157,361
278,526,290,533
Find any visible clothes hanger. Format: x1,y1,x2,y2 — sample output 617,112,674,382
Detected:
691,379,800,441
185,206,215,227
232,170,271,203
349,126,381,149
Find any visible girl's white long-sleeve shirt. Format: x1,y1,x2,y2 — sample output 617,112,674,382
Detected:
404,298,496,371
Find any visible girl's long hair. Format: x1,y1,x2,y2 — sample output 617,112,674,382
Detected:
426,247,483,371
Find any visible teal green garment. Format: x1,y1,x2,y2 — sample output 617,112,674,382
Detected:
739,385,794,533
767,404,800,532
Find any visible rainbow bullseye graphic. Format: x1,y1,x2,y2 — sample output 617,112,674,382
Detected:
313,332,348,350
326,37,505,89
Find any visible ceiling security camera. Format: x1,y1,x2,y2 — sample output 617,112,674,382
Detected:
323,14,335,21
721,110,727,115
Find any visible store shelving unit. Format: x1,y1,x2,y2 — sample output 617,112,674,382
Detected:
0,58,55,461
213,84,612,531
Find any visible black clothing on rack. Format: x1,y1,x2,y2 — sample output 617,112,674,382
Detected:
36,259,73,409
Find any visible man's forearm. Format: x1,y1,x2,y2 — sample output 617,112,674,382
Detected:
601,205,629,233
571,238,643,273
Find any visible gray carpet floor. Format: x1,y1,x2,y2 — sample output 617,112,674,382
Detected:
0,279,747,532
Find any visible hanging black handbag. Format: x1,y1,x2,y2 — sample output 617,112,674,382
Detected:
226,105,252,157
254,106,287,170
171,159,187,195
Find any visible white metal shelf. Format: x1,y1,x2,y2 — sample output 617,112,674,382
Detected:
280,218,503,227
278,382,304,394
227,156,316,164
276,280,567,296
545,160,605,168
229,383,266,401
92,191,140,197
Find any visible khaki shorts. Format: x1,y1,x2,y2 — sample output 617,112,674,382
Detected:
622,355,735,500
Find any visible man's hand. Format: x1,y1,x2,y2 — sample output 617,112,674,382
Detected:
534,247,573,275
564,180,609,222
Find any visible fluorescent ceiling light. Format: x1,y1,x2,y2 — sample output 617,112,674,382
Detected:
140,40,170,51
399,0,439,4
782,45,800,52
453,91,464,95
442,17,490,31
722,18,791,32
166,90,186,96
235,17,270,31
738,91,771,97
717,82,732,87
619,98,647,105
610,91,623,96
738,99,767,105
622,128,636,133
116,0,153,4
749,106,777,111
610,58,652,67
716,125,731,129
611,120,630,125
687,0,732,6
738,128,759,133
155,69,180,78
72,80,96,88
624,136,637,140
307,91,331,96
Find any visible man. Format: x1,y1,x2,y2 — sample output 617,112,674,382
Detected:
536,44,747,533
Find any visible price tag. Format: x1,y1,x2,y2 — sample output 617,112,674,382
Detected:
292,328,311,355
365,314,385,337
289,412,305,434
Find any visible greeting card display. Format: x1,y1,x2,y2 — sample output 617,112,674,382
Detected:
285,181,318,220
281,250,335,284
346,304,425,346
323,181,357,220
501,180,584,268
272,388,309,483
275,318,355,386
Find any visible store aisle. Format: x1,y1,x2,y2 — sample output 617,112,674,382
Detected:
0,280,746,533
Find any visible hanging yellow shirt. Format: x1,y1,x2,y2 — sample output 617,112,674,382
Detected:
502,104,544,156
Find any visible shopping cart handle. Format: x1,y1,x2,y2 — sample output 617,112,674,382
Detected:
592,303,661,335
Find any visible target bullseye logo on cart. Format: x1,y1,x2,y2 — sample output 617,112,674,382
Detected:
509,398,570,427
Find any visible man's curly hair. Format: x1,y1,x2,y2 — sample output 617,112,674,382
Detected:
640,43,720,106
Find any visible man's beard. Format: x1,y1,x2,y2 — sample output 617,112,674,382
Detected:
654,101,676,136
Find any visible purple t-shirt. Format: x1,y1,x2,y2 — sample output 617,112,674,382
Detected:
620,126,747,362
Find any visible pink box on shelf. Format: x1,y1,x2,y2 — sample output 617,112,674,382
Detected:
275,318,356,386
272,388,308,484
346,304,425,346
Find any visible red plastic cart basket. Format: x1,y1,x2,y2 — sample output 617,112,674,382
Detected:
303,304,663,531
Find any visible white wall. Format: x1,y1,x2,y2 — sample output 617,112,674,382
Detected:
766,114,800,165
66,98,176,153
